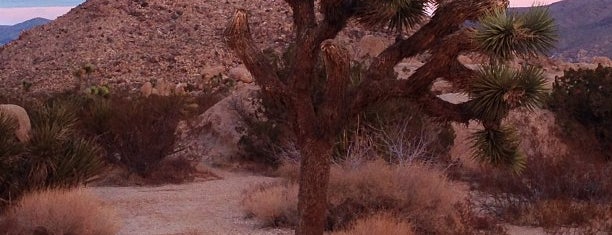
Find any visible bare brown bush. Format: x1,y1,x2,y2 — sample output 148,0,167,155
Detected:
245,160,471,234
474,151,612,231
331,213,415,235
0,188,120,235
242,182,299,227
77,92,218,184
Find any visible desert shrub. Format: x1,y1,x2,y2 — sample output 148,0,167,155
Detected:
242,182,299,226
244,160,474,234
92,95,184,175
474,151,612,230
549,65,612,159
70,94,197,179
236,96,454,167
233,92,296,167
335,99,455,165
0,101,105,207
331,213,415,235
0,188,120,235
39,89,219,184
236,54,453,167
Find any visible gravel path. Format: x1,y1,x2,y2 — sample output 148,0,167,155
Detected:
92,171,292,235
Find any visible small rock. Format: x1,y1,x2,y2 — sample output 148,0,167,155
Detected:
229,65,254,83
202,65,225,79
175,83,187,95
157,80,173,96
0,104,32,143
140,82,153,97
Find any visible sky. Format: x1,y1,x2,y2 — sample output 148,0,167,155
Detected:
0,0,564,25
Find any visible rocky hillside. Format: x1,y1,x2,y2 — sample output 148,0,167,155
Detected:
0,18,51,45
0,0,295,94
1,0,609,95
512,0,612,60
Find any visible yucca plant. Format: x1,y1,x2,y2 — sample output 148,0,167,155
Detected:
355,0,428,31
0,100,106,208
466,64,548,172
470,126,525,173
467,7,553,172
475,7,557,61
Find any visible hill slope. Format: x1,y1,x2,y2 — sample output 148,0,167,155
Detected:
0,18,51,45
0,0,293,94
512,0,612,60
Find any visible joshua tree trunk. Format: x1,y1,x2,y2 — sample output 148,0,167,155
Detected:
295,139,332,235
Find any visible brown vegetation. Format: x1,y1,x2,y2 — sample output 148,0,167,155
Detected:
0,188,120,235
331,213,415,235
473,151,612,231
244,160,487,234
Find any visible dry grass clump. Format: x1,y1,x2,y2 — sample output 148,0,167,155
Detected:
331,213,415,235
242,182,299,227
326,160,464,233
515,200,610,228
245,160,470,233
474,152,612,231
0,188,120,235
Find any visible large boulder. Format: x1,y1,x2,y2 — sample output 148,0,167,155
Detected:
0,104,32,143
173,84,260,164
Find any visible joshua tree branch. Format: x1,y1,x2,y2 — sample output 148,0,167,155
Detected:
417,92,472,123
365,0,506,81
224,10,287,94
319,40,351,133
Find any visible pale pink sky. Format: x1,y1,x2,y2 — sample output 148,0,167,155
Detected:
508,0,563,7
0,0,564,25
0,7,73,25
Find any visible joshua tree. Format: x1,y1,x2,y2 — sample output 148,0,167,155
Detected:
224,0,556,234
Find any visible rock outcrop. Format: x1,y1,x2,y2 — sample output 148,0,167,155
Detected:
173,84,260,163
0,104,32,143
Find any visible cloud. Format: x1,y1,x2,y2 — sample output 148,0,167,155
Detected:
0,7,73,25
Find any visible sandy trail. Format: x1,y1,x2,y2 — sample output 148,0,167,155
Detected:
92,170,292,235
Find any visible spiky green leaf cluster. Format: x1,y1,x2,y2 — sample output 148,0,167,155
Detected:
515,65,548,110
475,7,557,60
470,126,525,173
1,101,106,207
355,0,428,32
468,64,547,122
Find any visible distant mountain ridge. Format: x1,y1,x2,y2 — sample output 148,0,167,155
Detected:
511,0,612,60
0,18,51,45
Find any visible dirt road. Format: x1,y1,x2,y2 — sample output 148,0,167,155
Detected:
92,171,292,235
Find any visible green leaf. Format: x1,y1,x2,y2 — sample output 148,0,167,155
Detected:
468,64,515,122
470,126,525,173
475,7,557,60
355,0,428,32
468,64,548,121
515,65,548,110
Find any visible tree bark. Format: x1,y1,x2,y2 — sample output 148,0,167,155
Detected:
295,138,333,235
